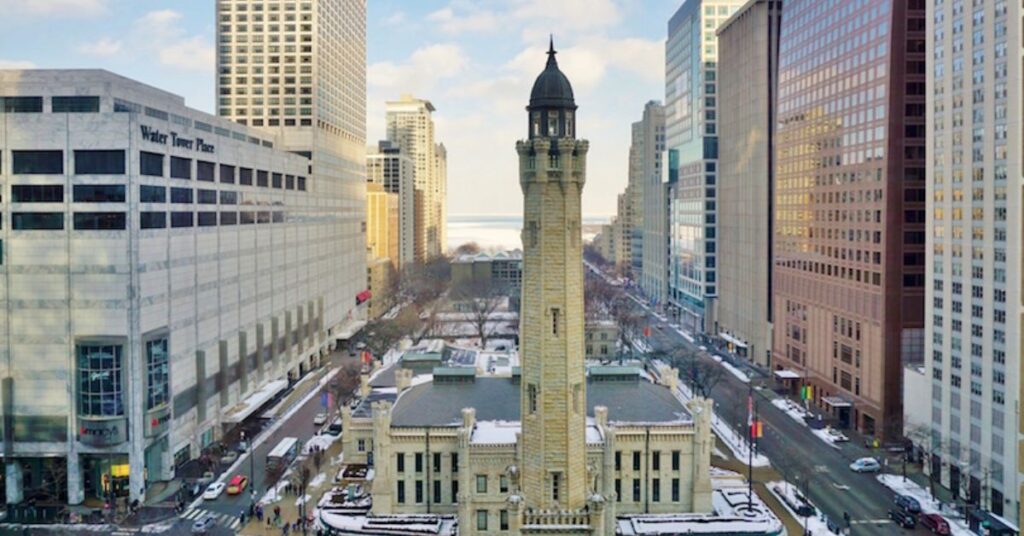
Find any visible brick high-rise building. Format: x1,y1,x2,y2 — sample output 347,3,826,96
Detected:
772,0,926,438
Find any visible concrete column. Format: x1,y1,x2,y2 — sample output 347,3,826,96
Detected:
687,398,713,512
66,453,84,505
369,402,393,513
130,443,146,503
5,461,23,504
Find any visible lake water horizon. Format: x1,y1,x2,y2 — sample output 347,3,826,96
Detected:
446,213,611,252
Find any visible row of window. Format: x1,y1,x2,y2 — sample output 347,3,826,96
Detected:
2,150,306,191
6,209,297,230
613,450,683,472
0,96,99,113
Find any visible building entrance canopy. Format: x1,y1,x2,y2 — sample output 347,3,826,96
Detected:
223,379,288,424
821,396,852,408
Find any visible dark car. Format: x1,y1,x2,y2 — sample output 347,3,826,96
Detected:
895,494,922,513
918,513,951,535
889,509,917,529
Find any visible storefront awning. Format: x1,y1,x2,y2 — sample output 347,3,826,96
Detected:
335,319,367,341
821,395,853,408
718,332,748,349
773,369,804,380
223,379,288,424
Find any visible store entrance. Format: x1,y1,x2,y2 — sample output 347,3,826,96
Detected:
81,455,130,504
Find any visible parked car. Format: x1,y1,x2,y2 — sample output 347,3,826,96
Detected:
888,509,916,529
325,417,343,436
895,494,922,513
824,427,849,442
918,513,951,534
191,515,216,534
226,474,248,495
203,482,225,500
220,451,239,465
313,412,328,426
849,457,881,473
195,471,216,487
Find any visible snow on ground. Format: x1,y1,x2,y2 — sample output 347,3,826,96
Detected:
877,473,973,536
310,472,328,488
304,433,339,454
767,481,834,535
719,360,750,383
671,376,769,467
295,494,311,507
809,428,842,450
771,398,809,425
260,478,289,505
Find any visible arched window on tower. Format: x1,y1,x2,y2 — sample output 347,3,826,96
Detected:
532,112,542,137
548,111,559,137
565,111,574,137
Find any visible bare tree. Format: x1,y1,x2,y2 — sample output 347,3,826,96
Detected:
454,242,482,255
584,275,617,321
399,257,451,308
609,294,643,360
353,317,407,364
670,347,724,398
292,459,315,533
331,360,363,410
452,279,506,348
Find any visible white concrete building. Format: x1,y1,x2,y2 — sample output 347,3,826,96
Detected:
367,141,415,270
925,0,1022,520
386,95,444,261
637,102,667,306
0,69,360,505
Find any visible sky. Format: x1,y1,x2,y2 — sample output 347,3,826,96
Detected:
0,0,679,217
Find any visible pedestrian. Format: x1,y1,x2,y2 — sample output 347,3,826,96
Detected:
267,516,273,530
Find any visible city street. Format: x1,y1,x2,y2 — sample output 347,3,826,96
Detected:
164,350,358,536
630,296,932,535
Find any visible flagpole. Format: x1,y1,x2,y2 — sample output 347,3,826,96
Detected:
747,380,753,507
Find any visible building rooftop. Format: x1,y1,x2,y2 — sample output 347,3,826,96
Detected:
389,375,690,427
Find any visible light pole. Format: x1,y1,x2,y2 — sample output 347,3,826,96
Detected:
242,431,255,504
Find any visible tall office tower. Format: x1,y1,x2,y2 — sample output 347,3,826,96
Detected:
215,0,369,331
715,0,781,367
664,0,746,335
517,40,589,513
638,101,668,306
367,141,415,270
386,95,441,261
626,121,645,278
365,182,399,267
615,191,633,273
0,70,351,505
926,0,1022,519
435,142,448,254
773,0,926,439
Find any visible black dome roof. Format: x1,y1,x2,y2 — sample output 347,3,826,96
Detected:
529,37,576,110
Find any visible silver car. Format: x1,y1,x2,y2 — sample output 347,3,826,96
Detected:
191,515,216,534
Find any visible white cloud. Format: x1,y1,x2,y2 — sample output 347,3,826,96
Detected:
77,37,123,57
512,0,621,33
132,10,214,72
383,11,407,26
0,59,36,69
369,43,468,94
427,7,499,34
0,0,107,17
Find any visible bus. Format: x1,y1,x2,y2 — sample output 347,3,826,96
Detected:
266,437,299,469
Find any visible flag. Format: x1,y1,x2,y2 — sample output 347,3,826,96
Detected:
751,420,764,439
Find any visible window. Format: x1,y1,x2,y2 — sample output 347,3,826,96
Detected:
552,308,560,335
73,212,126,230
451,453,458,472
500,510,509,531
171,188,193,204
452,480,458,502
13,150,63,174
219,164,236,184
652,451,660,471
297,177,306,191
170,212,193,228
52,96,99,113
671,451,680,471
12,185,63,203
77,343,124,416
415,453,423,472
615,479,621,502
415,481,423,503
197,212,217,226
257,170,269,187
197,160,215,182
197,189,217,204
433,452,441,473
220,212,237,225
476,510,488,531
528,384,537,413
239,167,253,185
140,152,164,176
12,212,63,230
170,157,191,179
671,478,680,501
499,475,508,493
74,150,125,175
272,173,283,188
615,451,621,471
1,96,42,113
476,474,487,493
140,212,166,229
632,478,641,502
240,212,254,224
552,472,561,502
357,439,366,452
652,478,660,502
74,185,125,203
145,338,169,410
397,453,405,473
286,175,295,189
633,451,641,471
433,480,441,503
219,191,238,205
396,481,405,504
140,185,166,203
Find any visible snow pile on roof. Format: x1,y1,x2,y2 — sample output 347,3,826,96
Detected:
317,512,457,535
304,433,340,454
618,489,783,535
471,420,519,445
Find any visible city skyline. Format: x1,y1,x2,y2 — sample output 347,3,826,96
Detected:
0,0,680,218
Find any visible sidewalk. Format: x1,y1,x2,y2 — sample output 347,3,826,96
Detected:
238,432,345,535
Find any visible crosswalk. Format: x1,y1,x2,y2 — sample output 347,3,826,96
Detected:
181,506,242,531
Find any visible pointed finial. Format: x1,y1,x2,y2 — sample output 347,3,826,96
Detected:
546,34,557,66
